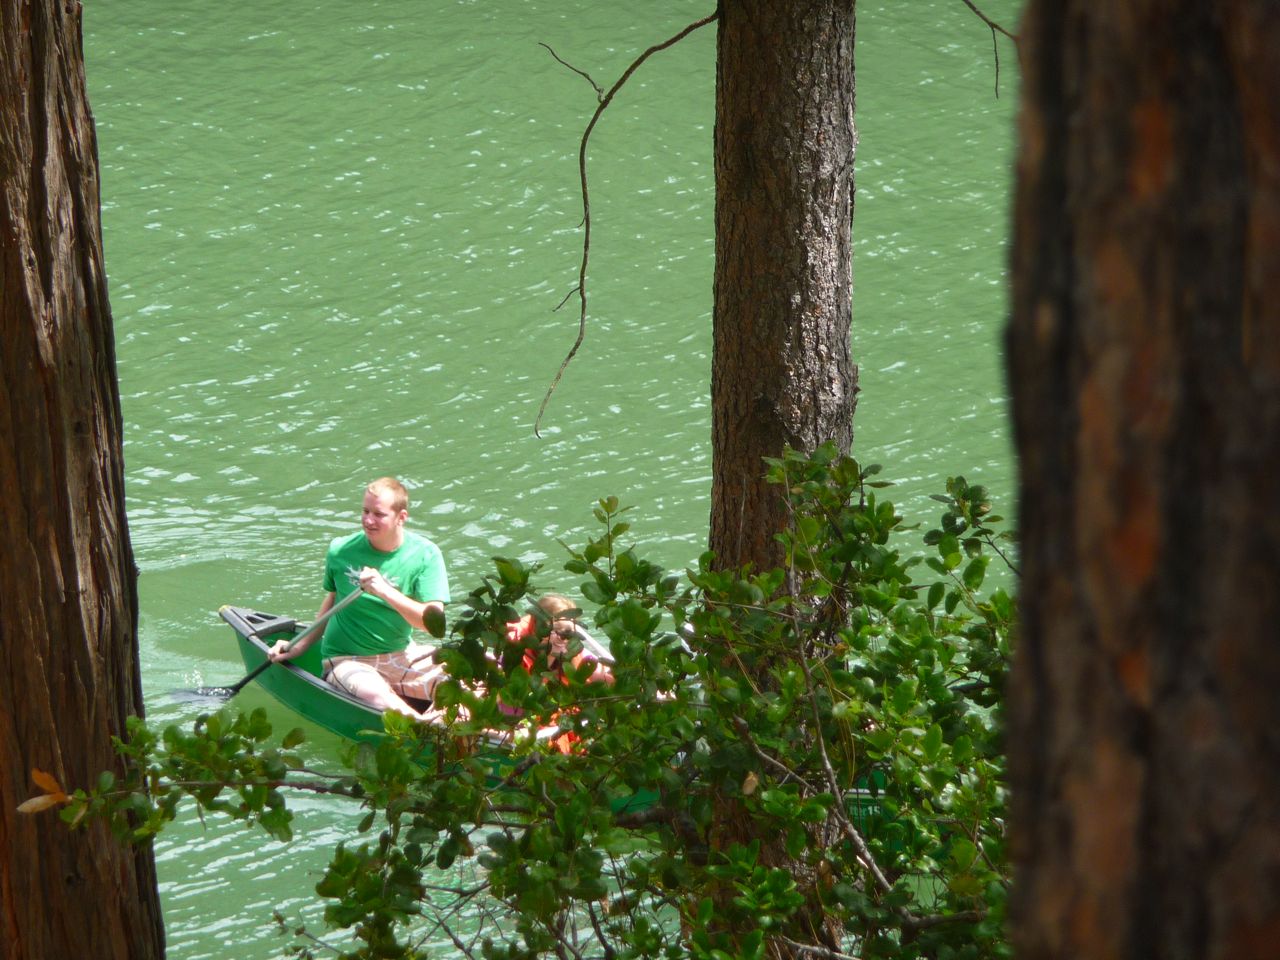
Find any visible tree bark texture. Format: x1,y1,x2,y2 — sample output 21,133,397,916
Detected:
710,0,858,572
1007,3,1280,959
1,2,165,957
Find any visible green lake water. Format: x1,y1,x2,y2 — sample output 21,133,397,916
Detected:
82,1,1020,955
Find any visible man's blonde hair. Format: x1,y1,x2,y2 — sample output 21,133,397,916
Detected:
366,476,409,513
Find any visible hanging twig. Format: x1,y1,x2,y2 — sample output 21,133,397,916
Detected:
539,43,605,100
957,0,1019,98
534,11,718,436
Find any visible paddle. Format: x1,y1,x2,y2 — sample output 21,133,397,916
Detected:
191,587,365,700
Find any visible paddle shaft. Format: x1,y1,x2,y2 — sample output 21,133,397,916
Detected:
223,587,364,697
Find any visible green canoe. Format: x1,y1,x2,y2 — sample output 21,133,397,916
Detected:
218,605,654,811
220,603,413,744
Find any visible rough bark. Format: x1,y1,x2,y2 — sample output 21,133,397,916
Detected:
1007,3,1280,959
0,1,166,957
704,3,858,955
710,0,858,573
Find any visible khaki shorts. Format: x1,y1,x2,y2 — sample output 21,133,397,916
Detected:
323,641,447,704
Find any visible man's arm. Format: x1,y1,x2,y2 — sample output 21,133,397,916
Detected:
268,591,335,661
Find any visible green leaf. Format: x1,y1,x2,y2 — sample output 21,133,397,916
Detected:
864,730,895,759
952,839,977,875
422,605,447,638
581,579,610,605
281,727,306,750
990,587,1013,620
785,825,806,858
949,872,984,898
922,724,943,761
436,835,459,869
891,679,918,715
962,556,989,591
493,557,524,586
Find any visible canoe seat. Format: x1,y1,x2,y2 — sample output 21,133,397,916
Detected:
220,606,298,640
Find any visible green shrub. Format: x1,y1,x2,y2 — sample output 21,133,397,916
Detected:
45,447,1015,960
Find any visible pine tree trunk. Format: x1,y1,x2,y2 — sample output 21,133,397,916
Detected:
705,3,857,955
710,0,858,573
1007,3,1280,957
0,1,166,957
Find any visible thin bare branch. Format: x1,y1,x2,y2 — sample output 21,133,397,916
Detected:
903,909,989,933
773,937,862,960
285,924,344,956
435,914,482,960
418,877,493,958
982,528,1020,575
732,715,820,792
957,0,1019,98
534,11,718,436
147,777,357,798
793,643,896,898
539,42,605,99
586,901,617,960
553,285,579,312
958,0,1017,41
611,805,672,830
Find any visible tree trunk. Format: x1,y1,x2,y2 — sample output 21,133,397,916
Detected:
710,0,858,572
1007,3,1280,958
0,1,166,957
704,3,857,955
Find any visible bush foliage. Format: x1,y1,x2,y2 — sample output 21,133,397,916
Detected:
36,447,1016,960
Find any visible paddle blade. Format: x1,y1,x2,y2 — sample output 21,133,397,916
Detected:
169,687,236,706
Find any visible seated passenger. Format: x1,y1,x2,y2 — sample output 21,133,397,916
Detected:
500,594,613,753
504,593,614,687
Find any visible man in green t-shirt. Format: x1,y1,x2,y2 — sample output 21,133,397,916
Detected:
268,477,450,720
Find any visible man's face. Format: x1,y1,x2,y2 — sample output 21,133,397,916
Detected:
362,489,406,550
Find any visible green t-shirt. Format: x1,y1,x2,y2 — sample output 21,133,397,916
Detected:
319,531,449,658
